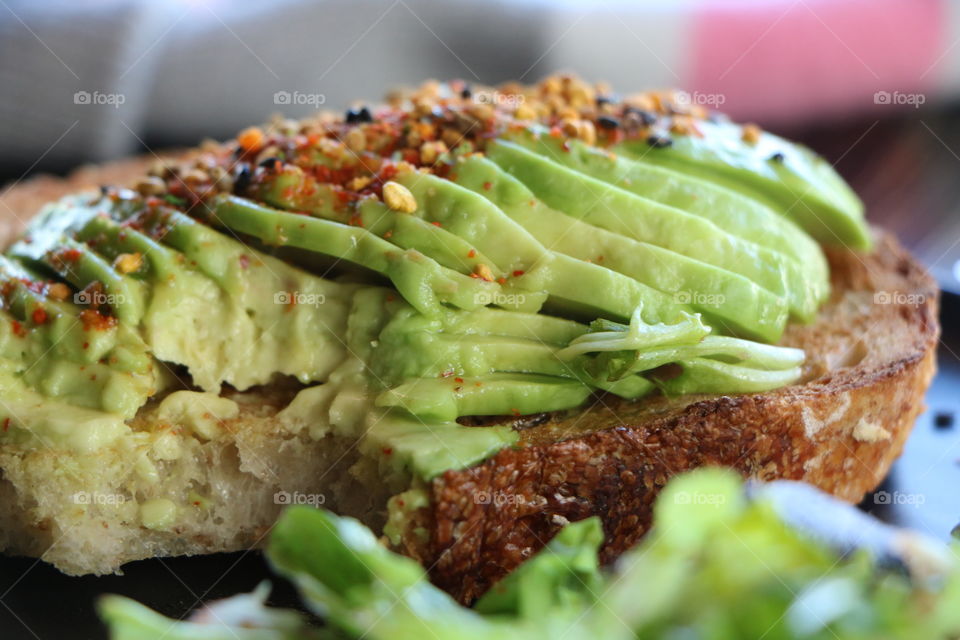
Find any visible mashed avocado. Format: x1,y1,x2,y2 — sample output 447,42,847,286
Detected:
0,76,871,480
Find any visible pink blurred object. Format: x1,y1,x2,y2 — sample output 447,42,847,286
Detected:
690,0,947,123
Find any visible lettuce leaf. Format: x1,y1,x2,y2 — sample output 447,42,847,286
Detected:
102,469,960,640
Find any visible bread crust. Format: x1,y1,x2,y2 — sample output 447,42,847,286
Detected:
400,232,939,604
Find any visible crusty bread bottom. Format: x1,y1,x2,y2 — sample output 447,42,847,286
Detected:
0,164,939,596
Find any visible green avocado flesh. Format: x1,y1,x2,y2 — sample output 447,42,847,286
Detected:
612,120,871,249
0,89,869,481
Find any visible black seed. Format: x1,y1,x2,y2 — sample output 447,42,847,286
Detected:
596,94,618,106
935,412,954,429
233,164,251,192
769,152,785,163
99,185,110,196
597,116,620,130
460,85,472,99
647,134,673,149
346,106,373,124
626,107,658,127
258,157,280,169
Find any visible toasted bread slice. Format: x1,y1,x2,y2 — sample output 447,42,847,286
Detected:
0,165,939,599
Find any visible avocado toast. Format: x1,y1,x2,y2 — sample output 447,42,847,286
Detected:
0,76,938,602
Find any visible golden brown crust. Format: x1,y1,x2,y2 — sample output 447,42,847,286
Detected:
403,232,939,604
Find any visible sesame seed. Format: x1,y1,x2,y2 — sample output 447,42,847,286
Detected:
382,181,418,213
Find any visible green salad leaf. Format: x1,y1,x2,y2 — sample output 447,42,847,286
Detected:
101,469,960,639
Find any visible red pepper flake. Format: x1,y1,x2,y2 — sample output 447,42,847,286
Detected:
82,342,89,350
385,293,396,302
511,408,521,417
384,230,394,239
31,307,47,325
10,320,26,338
482,181,492,191
2,418,9,432
431,221,442,227
440,369,455,378
474,381,483,387
382,447,393,456
79,309,117,331
454,377,464,383
397,498,405,507
467,249,476,258
512,270,525,277
496,277,507,285
58,248,82,262
238,254,250,269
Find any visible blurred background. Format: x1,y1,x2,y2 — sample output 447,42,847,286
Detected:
2,1,960,635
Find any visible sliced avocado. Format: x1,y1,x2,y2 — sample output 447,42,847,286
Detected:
656,357,802,395
505,127,828,279
371,333,573,385
121,203,356,392
258,169,499,275
612,120,871,249
210,194,501,315
452,153,790,341
256,170,547,313
361,411,518,480
10,210,147,326
486,139,827,321
392,170,691,325
16,195,357,393
443,307,587,345
376,373,593,422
